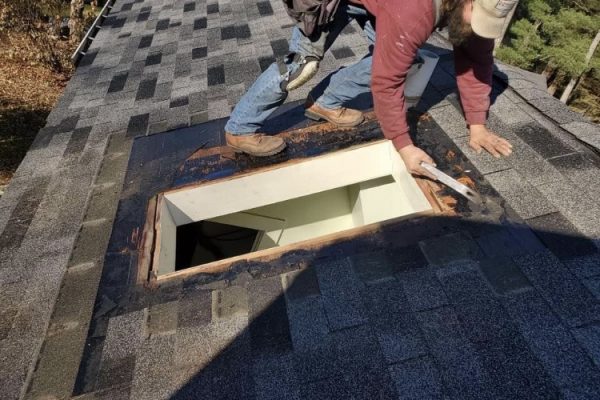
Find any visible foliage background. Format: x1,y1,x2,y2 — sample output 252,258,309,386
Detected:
496,0,600,122
0,0,101,190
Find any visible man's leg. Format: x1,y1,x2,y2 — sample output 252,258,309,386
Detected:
311,9,375,112
223,27,329,156
225,28,327,135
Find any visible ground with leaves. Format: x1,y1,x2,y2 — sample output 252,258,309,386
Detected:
0,33,72,190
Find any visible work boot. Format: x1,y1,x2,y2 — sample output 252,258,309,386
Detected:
304,97,364,128
225,132,286,157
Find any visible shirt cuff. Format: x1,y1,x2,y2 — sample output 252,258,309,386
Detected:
464,110,488,126
391,134,413,151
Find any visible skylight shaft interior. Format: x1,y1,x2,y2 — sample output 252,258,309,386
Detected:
153,140,433,277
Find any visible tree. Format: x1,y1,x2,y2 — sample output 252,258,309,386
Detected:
496,0,600,108
495,18,545,69
69,0,85,42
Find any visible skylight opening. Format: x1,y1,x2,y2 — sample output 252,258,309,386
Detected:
144,140,440,281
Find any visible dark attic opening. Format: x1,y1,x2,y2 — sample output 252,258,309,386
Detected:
175,221,261,270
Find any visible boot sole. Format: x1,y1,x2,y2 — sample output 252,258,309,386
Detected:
287,61,319,91
304,109,365,128
227,142,287,157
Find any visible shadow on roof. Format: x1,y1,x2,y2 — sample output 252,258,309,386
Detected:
166,213,600,399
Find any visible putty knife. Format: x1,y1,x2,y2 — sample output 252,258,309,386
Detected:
420,162,483,205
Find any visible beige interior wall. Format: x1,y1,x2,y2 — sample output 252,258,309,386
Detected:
156,141,433,275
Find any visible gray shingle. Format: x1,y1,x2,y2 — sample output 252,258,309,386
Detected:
436,263,520,343
315,258,367,331
529,97,585,124
563,254,600,279
428,104,469,139
248,276,292,355
399,269,449,312
485,169,557,219
513,123,575,159
490,93,533,125
362,279,427,363
285,296,329,353
416,307,496,399
561,121,600,150
252,353,300,400
473,333,559,399
329,325,397,399
174,315,248,368
475,225,540,259
177,287,211,329
211,285,248,320
129,334,176,400
300,375,353,399
526,212,598,261
549,153,600,201
485,116,564,187
419,232,481,266
454,136,511,175
503,290,600,388
584,277,600,300
290,318,338,382
281,267,321,302
513,251,600,327
388,357,443,400
349,252,397,284
478,257,532,295
572,324,600,368
536,178,600,239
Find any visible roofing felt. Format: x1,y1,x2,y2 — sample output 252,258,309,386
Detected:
0,0,600,399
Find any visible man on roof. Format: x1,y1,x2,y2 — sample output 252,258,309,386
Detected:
224,0,515,178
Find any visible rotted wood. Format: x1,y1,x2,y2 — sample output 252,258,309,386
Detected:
137,195,158,287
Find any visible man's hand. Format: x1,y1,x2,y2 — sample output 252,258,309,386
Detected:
469,125,513,158
398,144,437,180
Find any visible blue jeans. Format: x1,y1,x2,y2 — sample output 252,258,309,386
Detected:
225,2,376,134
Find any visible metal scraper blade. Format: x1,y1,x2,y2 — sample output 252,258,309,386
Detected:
420,162,483,205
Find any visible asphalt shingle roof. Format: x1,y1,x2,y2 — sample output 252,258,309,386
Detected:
1,0,600,399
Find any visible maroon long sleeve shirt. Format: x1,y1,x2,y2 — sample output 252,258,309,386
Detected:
352,0,495,149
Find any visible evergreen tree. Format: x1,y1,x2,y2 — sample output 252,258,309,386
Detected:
496,0,600,108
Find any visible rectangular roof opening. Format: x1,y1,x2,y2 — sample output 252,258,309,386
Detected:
147,140,439,281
